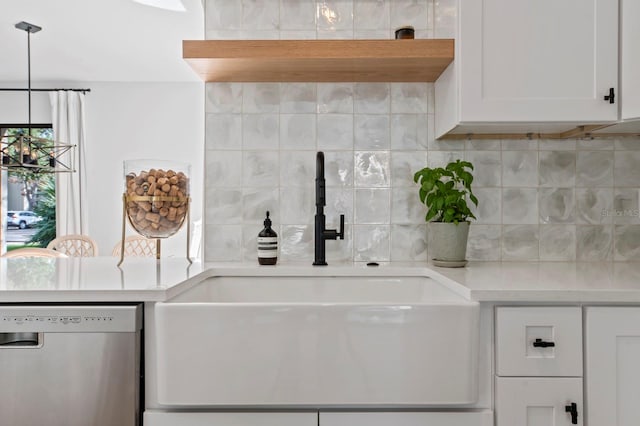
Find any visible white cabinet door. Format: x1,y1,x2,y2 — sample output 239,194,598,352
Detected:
320,411,493,426
144,411,317,426
585,307,640,426
459,0,618,123
621,0,640,120
495,377,583,426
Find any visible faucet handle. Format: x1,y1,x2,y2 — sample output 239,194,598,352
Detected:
338,214,344,240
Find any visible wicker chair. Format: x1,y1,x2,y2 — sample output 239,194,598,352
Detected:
47,234,99,257
2,248,68,258
112,235,157,258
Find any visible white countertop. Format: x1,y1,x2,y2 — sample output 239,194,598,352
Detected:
432,261,640,302
1,258,640,303
0,257,207,302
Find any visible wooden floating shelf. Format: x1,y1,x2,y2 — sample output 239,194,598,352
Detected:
183,39,454,82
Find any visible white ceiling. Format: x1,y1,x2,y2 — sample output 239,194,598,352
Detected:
0,0,204,83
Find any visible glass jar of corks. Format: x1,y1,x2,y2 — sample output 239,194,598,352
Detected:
120,159,191,265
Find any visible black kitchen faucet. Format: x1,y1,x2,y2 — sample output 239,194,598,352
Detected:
313,151,344,266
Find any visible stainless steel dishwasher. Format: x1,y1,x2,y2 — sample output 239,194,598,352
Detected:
0,304,142,426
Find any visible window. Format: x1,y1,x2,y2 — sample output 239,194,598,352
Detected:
1,127,56,250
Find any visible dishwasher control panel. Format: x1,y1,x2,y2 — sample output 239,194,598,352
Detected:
0,306,140,333
3,315,115,324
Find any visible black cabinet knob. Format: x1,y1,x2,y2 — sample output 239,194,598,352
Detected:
565,402,578,424
533,338,555,348
604,87,615,104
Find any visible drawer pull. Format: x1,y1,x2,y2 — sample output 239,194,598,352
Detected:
533,338,555,348
565,402,578,424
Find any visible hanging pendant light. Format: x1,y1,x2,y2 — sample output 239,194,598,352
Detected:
0,21,75,174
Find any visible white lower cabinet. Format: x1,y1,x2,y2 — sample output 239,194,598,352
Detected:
495,307,583,426
495,377,583,426
144,411,494,426
320,411,493,426
143,411,317,426
586,307,640,426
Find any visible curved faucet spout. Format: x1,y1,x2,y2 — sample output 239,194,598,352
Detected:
316,151,325,180
316,151,326,208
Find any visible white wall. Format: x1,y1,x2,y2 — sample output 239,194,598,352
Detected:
85,82,204,258
0,81,204,258
0,90,51,124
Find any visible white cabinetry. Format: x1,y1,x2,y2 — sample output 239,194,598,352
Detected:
146,411,494,426
495,307,583,426
320,411,493,426
496,378,582,426
621,0,640,121
144,412,317,426
435,0,618,138
585,307,640,426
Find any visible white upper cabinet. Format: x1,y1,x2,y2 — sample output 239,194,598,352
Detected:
435,0,619,138
621,0,640,121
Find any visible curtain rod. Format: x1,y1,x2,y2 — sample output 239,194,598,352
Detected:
0,88,91,93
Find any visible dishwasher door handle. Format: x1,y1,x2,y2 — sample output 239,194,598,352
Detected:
0,332,42,348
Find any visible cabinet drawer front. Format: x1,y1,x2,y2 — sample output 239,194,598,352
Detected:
495,377,583,426
496,307,582,376
320,411,493,426
144,411,318,426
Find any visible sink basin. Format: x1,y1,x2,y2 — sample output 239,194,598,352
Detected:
155,272,479,406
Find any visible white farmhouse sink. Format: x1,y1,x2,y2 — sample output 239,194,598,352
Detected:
155,272,479,406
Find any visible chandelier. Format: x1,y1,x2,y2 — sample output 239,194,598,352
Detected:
0,21,75,174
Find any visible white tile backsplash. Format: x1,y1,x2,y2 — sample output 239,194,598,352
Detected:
203,0,640,263
354,83,390,114
354,115,390,150
354,0,389,30
242,114,279,149
502,151,538,187
539,151,576,187
539,188,576,224
355,188,390,224
389,0,429,30
281,0,316,29
539,225,577,261
390,224,427,261
577,225,613,261
317,0,354,31
317,114,353,149
502,188,538,224
576,151,614,187
390,83,429,113
390,114,428,150
502,225,539,261
354,151,390,187
280,83,316,113
576,188,613,225
353,224,390,261
279,114,316,150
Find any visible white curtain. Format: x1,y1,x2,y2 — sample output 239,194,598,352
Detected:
50,91,88,236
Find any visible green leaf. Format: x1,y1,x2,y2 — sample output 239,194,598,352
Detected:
419,187,428,203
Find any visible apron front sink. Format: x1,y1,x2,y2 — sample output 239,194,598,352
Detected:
155,270,479,406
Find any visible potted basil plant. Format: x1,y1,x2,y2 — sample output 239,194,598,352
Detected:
413,159,478,267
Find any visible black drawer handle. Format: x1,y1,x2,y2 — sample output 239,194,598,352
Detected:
533,338,555,348
565,402,578,424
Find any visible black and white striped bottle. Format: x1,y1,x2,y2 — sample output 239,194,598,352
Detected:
258,211,278,265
